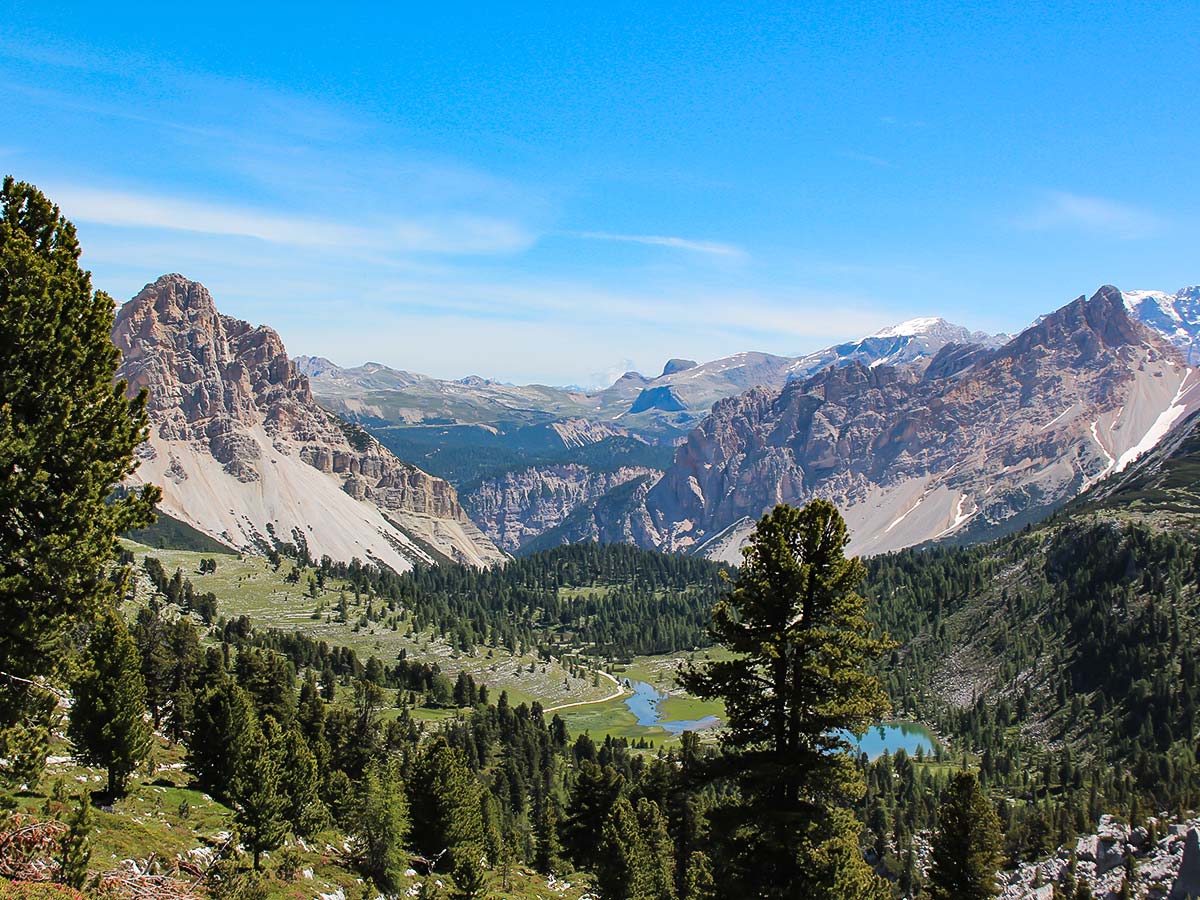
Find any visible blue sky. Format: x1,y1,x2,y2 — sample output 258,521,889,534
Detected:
2,2,1197,385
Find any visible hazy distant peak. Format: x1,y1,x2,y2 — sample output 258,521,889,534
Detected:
661,358,698,376
868,316,951,339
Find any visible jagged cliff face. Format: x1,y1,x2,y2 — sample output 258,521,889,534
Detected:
587,287,1200,561
461,464,662,552
113,274,505,570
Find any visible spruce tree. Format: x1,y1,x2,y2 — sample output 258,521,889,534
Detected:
635,798,676,900
68,608,152,797
0,177,158,731
189,679,258,799
595,796,645,900
682,851,715,900
532,789,561,874
680,501,890,899
561,760,624,871
280,726,327,836
449,848,489,900
928,771,1003,900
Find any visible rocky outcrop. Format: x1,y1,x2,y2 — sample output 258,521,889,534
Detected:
584,287,1200,559
1001,815,1200,900
461,464,662,552
114,274,505,570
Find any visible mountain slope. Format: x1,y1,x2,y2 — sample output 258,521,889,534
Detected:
113,274,505,570
460,463,662,553
863,388,1200,808
302,317,997,439
574,286,1200,560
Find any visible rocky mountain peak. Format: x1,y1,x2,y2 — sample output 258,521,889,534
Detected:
114,274,504,570
1000,285,1166,366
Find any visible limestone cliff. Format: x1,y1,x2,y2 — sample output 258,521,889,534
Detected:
113,274,505,570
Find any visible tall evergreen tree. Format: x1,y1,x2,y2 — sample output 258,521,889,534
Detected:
68,608,152,797
928,771,1003,900
279,726,327,836
188,679,258,799
0,178,158,732
532,788,561,874
681,501,890,899
232,716,287,870
635,798,676,900
561,760,624,871
353,756,410,892
595,796,647,900
409,736,485,872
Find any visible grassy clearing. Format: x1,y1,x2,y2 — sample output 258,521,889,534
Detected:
122,541,612,710
658,694,724,722
559,696,670,745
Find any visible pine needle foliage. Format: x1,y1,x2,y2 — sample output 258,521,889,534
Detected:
0,177,159,726
681,500,891,899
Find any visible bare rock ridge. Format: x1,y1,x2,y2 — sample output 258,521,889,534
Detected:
577,286,1200,561
461,464,661,553
113,274,505,571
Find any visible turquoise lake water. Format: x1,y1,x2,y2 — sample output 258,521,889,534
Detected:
845,722,940,759
625,680,939,755
624,680,720,735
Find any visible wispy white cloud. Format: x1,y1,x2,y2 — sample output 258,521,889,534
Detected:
843,151,896,169
50,184,535,255
568,230,747,259
1018,190,1165,239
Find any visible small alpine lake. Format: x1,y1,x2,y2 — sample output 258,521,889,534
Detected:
844,722,941,760
622,679,940,757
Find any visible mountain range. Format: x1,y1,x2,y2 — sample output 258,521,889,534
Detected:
550,286,1200,560
113,275,1200,566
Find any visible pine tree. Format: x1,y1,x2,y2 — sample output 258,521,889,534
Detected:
68,608,152,798
58,793,93,889
409,736,484,872
635,798,676,900
560,760,624,871
928,771,1003,900
680,501,890,899
353,756,410,892
0,178,158,733
232,716,287,870
279,726,327,836
682,851,715,900
532,789,561,874
189,679,258,799
595,796,645,900
449,847,489,900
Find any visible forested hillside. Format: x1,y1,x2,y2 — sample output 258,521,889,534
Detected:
857,419,1200,871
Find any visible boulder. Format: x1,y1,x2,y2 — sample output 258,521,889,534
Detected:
1169,828,1200,900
